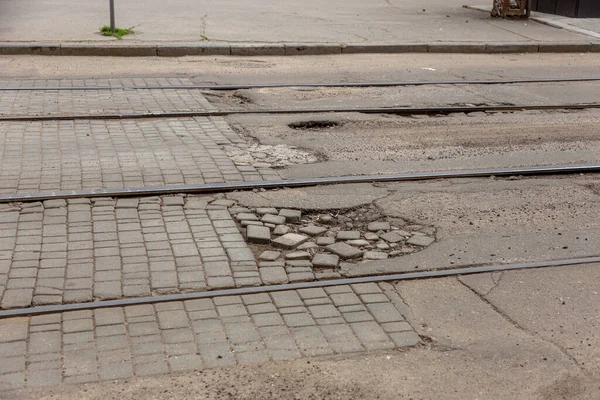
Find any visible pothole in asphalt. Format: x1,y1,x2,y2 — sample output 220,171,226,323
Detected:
288,120,341,131
225,143,322,169
210,199,436,273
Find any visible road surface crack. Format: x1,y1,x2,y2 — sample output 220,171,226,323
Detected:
458,277,585,371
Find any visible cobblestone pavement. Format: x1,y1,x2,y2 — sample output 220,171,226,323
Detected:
0,196,262,309
0,196,351,309
0,117,280,193
0,282,420,390
0,78,196,89
0,78,217,117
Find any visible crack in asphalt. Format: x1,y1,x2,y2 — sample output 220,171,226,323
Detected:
457,277,586,372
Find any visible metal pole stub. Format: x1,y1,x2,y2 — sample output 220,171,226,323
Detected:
109,0,116,33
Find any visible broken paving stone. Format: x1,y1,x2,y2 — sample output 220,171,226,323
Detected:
271,233,309,250
363,251,389,260
259,261,285,268
259,251,281,261
299,225,328,236
406,235,435,247
264,223,276,229
311,253,339,269
273,225,291,236
261,214,287,225
336,231,361,241
210,199,235,207
325,242,363,259
376,241,390,250
379,231,405,243
316,237,335,246
256,207,278,215
236,213,259,221
346,239,370,247
285,251,312,260
286,260,313,268
229,206,251,214
246,225,271,244
368,222,391,232
241,220,264,227
278,209,302,222
391,229,411,237
364,232,379,241
297,242,320,250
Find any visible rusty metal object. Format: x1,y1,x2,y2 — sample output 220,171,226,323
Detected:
492,0,530,18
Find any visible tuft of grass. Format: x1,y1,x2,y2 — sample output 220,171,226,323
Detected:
100,25,133,39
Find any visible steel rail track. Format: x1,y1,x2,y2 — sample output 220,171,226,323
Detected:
0,256,598,319
1,163,599,203
1,77,600,91
1,103,599,122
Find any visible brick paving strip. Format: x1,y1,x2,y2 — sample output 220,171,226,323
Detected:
0,78,217,117
0,117,280,194
0,282,420,390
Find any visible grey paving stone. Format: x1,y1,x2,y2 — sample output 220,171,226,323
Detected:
351,283,382,294
285,260,313,268
367,222,391,232
311,253,339,269
241,221,263,227
381,321,413,333
236,213,259,222
325,242,363,259
299,225,328,236
363,251,389,260
270,291,303,307
258,251,281,261
169,354,204,372
256,208,278,215
278,209,301,222
406,235,435,247
26,369,62,388
335,231,359,241
316,237,335,246
308,304,340,319
366,302,405,323
199,343,235,368
330,292,362,307
350,321,390,343
259,267,288,285
283,313,315,328
271,233,309,250
99,362,134,381
360,293,390,304
364,232,379,241
389,331,421,347
135,361,170,377
285,251,311,260
272,225,291,236
157,310,189,329
346,239,370,247
261,214,286,225
226,247,255,262
246,225,271,244
380,231,406,243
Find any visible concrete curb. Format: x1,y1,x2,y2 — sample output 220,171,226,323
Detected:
1,42,599,56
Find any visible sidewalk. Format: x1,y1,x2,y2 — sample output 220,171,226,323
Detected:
1,0,599,56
